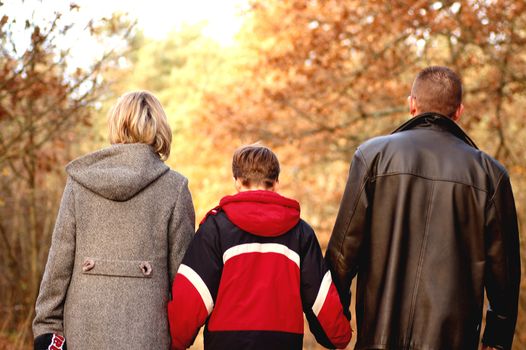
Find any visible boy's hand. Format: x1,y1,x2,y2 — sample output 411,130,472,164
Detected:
481,345,498,350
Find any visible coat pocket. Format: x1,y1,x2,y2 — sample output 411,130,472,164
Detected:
81,257,153,278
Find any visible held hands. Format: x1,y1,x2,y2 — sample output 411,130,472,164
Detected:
34,333,66,350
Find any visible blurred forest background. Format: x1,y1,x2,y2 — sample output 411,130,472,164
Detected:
1,0,525,349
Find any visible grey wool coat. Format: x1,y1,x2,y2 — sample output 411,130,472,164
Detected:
33,143,195,350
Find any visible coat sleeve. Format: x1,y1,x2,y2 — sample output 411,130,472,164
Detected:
326,149,370,314
33,177,76,347
301,224,352,349
168,178,196,283
482,172,521,350
167,216,223,350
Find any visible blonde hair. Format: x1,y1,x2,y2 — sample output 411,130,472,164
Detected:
108,91,172,160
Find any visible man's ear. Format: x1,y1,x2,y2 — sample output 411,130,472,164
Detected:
452,104,464,122
408,96,417,116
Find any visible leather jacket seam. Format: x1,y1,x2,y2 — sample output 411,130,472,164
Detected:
357,148,369,173
407,181,436,338
488,171,506,204
372,172,490,194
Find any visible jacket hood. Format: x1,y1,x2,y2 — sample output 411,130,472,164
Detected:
392,113,478,149
218,190,300,237
66,143,169,201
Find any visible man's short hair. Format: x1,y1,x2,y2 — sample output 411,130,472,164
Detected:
232,144,280,189
411,66,462,118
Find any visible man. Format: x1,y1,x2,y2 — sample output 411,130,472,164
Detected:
326,66,520,350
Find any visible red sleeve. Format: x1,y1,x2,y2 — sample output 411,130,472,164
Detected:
311,271,353,348
168,217,222,349
168,266,213,349
300,222,352,349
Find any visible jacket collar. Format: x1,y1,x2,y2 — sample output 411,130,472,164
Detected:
391,112,478,149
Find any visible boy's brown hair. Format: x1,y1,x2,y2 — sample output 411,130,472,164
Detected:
232,144,280,189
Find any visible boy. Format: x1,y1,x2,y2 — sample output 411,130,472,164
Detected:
168,145,352,350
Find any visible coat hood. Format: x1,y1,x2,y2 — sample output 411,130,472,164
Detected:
218,190,300,237
66,143,169,201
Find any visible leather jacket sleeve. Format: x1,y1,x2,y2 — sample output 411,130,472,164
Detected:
326,149,370,314
482,172,521,350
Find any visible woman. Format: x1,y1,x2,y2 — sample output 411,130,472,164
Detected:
33,91,195,350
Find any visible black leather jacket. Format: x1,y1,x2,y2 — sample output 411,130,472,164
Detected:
327,113,521,350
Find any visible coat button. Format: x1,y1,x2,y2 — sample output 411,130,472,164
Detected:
82,258,95,272
140,261,152,276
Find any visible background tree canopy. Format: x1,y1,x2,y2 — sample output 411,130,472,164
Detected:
0,1,525,349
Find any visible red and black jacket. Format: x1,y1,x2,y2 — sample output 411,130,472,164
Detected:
168,190,351,350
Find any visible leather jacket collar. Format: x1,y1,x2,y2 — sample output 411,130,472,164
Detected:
392,112,478,149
